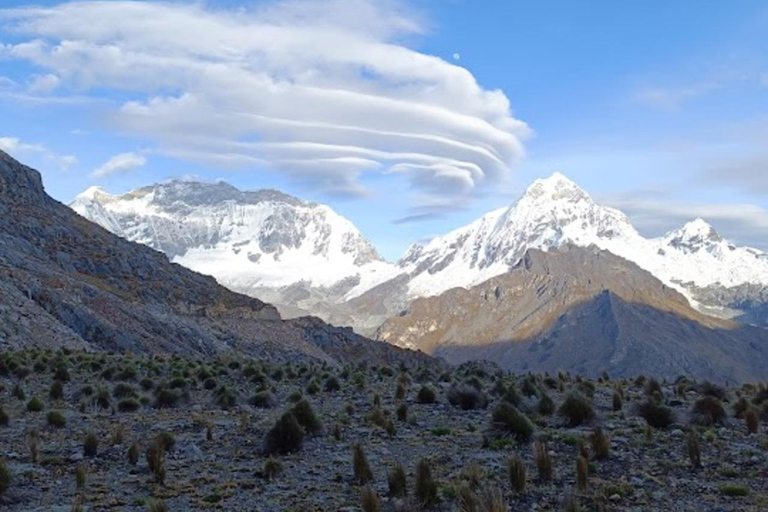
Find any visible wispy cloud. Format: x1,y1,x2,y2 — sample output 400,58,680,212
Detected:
634,82,721,111
0,0,530,199
606,192,768,250
91,152,146,178
0,136,77,169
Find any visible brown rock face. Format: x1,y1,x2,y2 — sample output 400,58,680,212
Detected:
377,246,768,382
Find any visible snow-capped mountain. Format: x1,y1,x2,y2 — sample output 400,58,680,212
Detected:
396,173,768,313
69,180,400,314
71,172,768,331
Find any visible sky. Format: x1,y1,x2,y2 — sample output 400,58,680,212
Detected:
0,0,767,260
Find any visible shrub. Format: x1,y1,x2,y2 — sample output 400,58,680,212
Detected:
636,400,675,429
251,391,277,409
83,432,99,457
0,406,9,427
0,459,10,496
686,429,701,469
47,411,66,428
508,454,526,494
76,463,86,489
417,385,437,404
719,483,749,497
414,458,438,508
146,438,166,485
13,384,25,401
361,486,380,512
576,455,588,492
644,378,662,398
503,384,521,407
147,499,168,512
25,427,40,463
352,443,373,485
53,366,70,382
691,396,726,426
324,376,341,392
396,403,408,422
155,431,176,452
153,389,178,409
558,391,595,426
612,391,623,412
128,442,140,465
699,381,727,400
447,384,489,410
533,440,552,482
113,383,136,399
27,396,44,412
118,398,140,412
590,426,610,459
306,380,320,395
264,412,304,454
140,378,154,391
292,399,322,435
521,378,539,398
385,418,396,438
388,463,407,497
49,381,64,400
745,407,759,434
538,392,555,416
368,406,387,428
395,382,406,400
215,386,237,409
263,457,283,481
287,390,303,403
492,403,534,442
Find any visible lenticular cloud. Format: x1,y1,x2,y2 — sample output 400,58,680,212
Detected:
0,0,530,197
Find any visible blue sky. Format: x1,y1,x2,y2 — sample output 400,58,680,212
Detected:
1,0,767,260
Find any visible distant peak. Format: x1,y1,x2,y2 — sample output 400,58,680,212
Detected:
523,171,589,202
75,185,110,201
666,217,723,248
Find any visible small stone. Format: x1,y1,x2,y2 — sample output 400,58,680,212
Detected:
609,493,621,501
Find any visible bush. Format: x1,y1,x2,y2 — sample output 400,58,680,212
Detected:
590,426,610,459
76,463,86,489
637,400,675,429
113,383,136,399
491,402,534,442
153,389,178,409
508,454,526,493
27,396,44,412
292,400,322,435
691,396,726,426
264,412,304,454
719,483,749,497
534,440,552,482
0,459,10,496
612,390,623,412
128,442,140,465
146,438,166,484
447,384,489,410
644,378,662,398
577,455,588,492
745,407,759,434
417,385,437,404
388,463,407,497
503,384,521,407
396,403,408,422
699,381,727,400
686,429,701,469
352,443,373,485
83,432,99,457
361,486,380,512
0,406,8,427
49,381,64,400
47,411,66,428
732,397,749,418
559,391,595,426
538,392,555,415
414,458,438,508
250,391,277,409
324,376,341,392
263,457,284,481
155,431,175,452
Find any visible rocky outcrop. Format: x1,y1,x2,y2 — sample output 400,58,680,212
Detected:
377,246,768,382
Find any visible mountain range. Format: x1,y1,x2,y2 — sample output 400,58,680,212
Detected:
0,149,434,369
71,171,768,334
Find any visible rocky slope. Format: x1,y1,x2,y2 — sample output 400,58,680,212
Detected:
69,180,400,318
377,246,768,383
0,150,434,368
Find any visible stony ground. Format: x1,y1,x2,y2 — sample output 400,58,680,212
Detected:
0,350,766,512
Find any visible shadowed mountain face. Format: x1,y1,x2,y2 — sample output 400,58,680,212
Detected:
0,151,436,368
377,246,768,382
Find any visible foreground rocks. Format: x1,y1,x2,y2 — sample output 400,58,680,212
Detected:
0,351,766,511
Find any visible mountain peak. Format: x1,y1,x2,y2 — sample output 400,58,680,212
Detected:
664,217,723,251
523,171,590,203
75,185,111,201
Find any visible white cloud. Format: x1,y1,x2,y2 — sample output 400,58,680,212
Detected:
0,136,77,169
91,152,146,178
635,82,721,111
0,0,529,198
606,194,768,250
